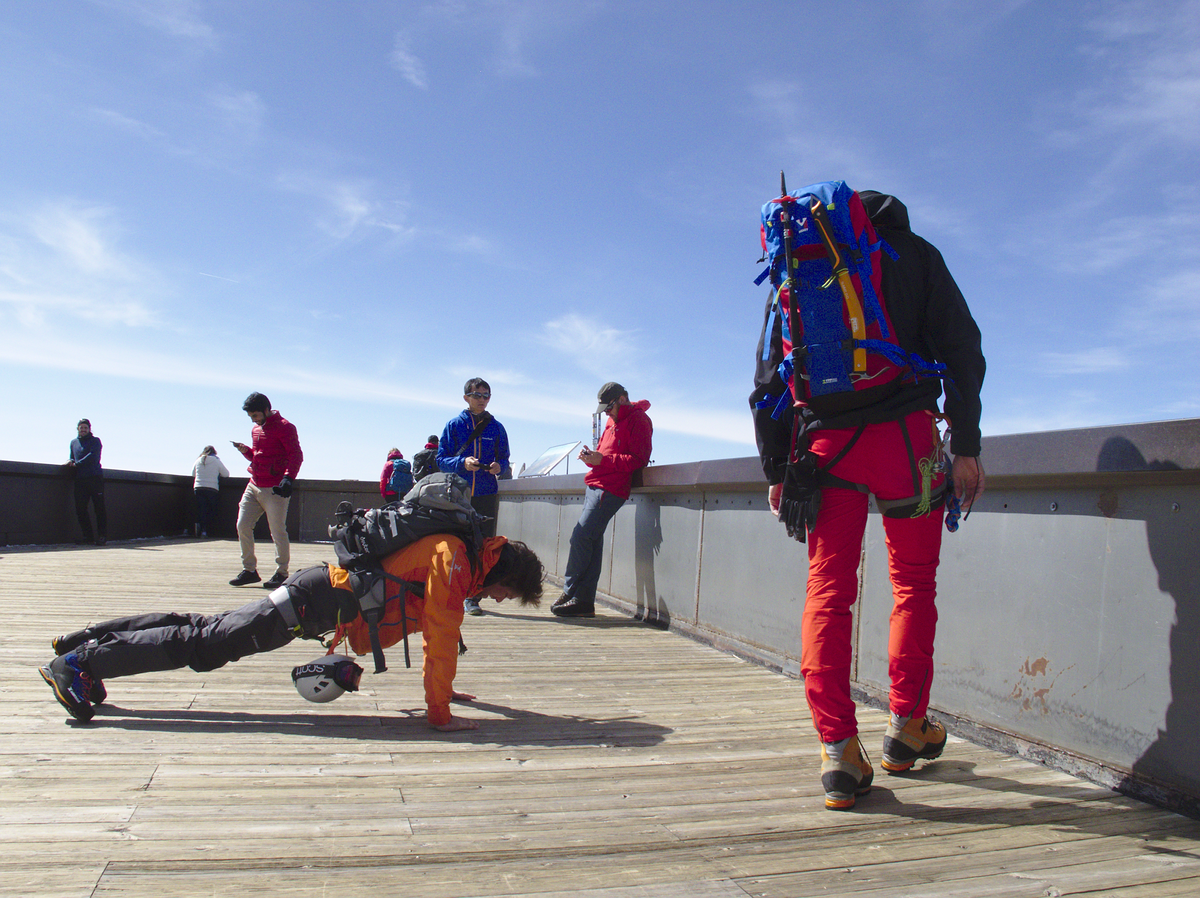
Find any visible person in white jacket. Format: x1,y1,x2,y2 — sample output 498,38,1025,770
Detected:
192,446,230,537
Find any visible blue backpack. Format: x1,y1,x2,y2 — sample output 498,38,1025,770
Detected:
387,459,413,497
756,177,935,417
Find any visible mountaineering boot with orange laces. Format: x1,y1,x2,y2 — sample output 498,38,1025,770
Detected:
882,714,947,773
820,735,874,810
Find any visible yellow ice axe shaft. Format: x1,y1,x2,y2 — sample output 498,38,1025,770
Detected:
808,198,867,372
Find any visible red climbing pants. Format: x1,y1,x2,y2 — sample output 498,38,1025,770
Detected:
802,410,945,743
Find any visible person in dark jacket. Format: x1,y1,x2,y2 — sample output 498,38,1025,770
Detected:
750,188,985,810
551,382,653,619
230,392,304,591
411,435,439,483
67,418,106,545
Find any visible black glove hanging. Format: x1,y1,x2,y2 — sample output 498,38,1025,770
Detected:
273,476,294,498
778,450,822,544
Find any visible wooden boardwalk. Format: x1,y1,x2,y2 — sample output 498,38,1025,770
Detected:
3,539,1199,898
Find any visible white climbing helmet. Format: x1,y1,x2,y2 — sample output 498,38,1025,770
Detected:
291,654,364,703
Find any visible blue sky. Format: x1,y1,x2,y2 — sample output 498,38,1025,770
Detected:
1,0,1197,481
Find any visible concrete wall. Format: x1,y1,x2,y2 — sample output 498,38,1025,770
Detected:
0,460,382,547
496,420,1200,814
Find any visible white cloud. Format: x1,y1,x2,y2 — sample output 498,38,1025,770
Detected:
89,108,169,143
29,204,135,280
1038,347,1128,375
746,81,892,190
275,173,415,242
208,89,265,138
1072,0,1200,147
390,32,429,89
536,313,642,380
0,202,161,328
87,0,217,45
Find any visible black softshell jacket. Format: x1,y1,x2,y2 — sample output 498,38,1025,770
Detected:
750,191,986,484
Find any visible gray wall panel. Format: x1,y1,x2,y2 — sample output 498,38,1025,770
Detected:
695,492,807,670
498,495,564,579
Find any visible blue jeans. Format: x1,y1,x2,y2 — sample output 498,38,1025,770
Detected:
562,486,626,605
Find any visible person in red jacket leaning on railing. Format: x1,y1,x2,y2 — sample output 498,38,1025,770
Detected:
229,392,304,591
551,382,653,619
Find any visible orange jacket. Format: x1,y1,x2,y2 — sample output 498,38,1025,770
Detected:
336,534,505,726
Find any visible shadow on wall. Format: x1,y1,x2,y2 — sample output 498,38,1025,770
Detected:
633,498,667,627
1098,437,1200,816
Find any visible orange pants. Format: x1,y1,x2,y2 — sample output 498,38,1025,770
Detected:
802,410,945,743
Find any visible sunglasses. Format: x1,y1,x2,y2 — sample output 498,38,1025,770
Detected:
467,392,491,400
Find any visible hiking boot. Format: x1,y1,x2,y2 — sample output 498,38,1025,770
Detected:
820,735,873,810
53,627,99,656
262,573,288,590
882,715,947,773
551,597,595,618
464,598,483,616
229,570,262,586
39,653,96,722
89,677,108,704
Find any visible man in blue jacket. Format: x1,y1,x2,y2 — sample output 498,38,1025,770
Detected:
67,418,106,546
437,377,511,614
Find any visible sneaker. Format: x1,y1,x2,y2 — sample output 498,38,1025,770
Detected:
262,574,288,590
39,654,96,722
464,598,483,616
820,735,874,810
551,593,572,610
882,715,947,773
550,597,595,618
229,570,262,587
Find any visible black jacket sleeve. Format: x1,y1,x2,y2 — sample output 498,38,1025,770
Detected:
881,230,986,457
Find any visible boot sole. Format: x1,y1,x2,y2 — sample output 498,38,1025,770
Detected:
882,743,945,774
825,783,871,810
39,667,94,722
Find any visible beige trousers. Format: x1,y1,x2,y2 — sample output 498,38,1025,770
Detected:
236,482,290,579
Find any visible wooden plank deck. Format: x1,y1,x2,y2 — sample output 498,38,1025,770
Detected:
2,539,1198,898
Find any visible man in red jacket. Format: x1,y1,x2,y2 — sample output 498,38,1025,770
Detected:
229,392,304,590
551,382,653,618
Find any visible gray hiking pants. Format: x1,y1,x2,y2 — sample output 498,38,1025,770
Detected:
74,598,296,680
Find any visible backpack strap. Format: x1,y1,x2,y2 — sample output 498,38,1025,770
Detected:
457,413,493,457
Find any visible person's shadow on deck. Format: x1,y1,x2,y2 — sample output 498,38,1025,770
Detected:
862,758,1200,839
87,700,671,747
